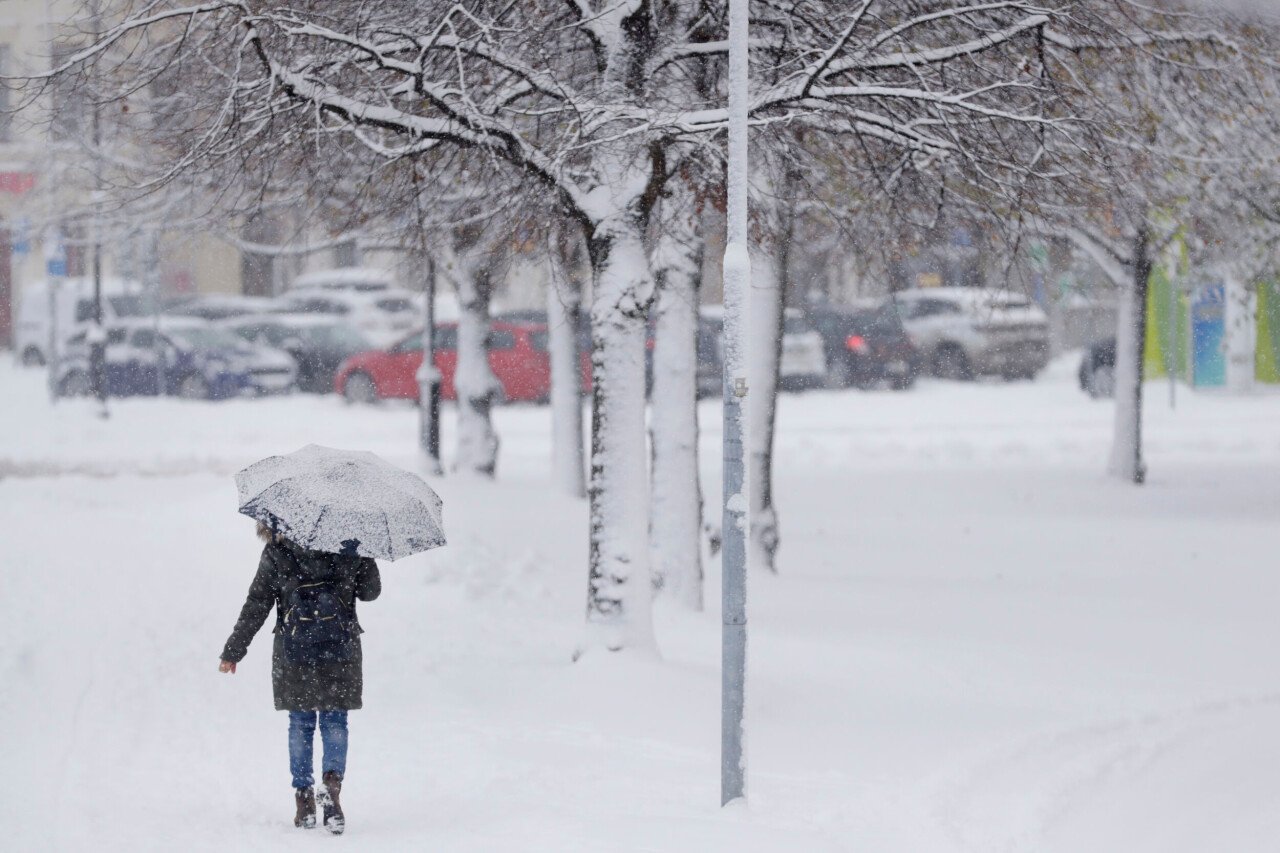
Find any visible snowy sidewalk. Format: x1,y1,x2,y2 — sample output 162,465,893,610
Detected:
2,360,1279,851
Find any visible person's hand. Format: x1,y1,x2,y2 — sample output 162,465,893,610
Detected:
219,660,237,674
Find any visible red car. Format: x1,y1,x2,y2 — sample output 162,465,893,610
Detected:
335,321,589,404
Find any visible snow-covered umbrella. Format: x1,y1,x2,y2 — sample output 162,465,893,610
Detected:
235,444,445,561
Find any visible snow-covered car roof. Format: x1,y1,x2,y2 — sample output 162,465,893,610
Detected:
277,287,418,306
167,293,279,308
22,276,144,298
219,312,340,329
104,316,213,332
892,287,1035,305
63,316,217,343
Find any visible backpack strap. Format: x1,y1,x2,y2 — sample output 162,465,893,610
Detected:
273,544,311,633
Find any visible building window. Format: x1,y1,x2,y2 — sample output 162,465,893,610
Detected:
333,239,360,268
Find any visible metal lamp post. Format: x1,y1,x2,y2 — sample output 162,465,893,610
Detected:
721,0,750,808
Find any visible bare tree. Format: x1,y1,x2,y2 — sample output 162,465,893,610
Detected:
34,0,1147,651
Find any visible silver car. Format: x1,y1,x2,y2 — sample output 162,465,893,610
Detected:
893,288,1049,380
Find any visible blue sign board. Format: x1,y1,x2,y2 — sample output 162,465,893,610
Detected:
1191,284,1225,387
45,231,67,278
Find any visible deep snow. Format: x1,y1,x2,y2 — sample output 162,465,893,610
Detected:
2,357,1279,851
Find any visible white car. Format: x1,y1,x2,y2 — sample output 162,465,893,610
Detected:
700,306,828,391
274,288,418,348
892,288,1050,380
14,277,152,367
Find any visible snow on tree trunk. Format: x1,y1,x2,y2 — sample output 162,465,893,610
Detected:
649,224,704,611
1108,227,1151,485
746,247,783,573
454,254,501,477
586,214,656,653
548,244,586,499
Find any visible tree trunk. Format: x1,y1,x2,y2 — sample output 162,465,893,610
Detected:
1108,226,1151,485
585,216,656,653
649,223,704,611
1045,236,1072,357
747,246,783,573
548,239,586,499
454,254,501,477
417,253,443,476
746,167,797,574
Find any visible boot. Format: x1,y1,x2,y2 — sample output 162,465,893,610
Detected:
294,787,316,829
320,771,345,835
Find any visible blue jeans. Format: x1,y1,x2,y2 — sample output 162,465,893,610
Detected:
288,710,348,789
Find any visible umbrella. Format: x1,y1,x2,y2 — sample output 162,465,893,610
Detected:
236,444,446,561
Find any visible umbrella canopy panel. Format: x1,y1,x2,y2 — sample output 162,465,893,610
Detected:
236,444,445,561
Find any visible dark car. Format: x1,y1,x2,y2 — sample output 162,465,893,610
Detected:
645,314,724,399
221,314,373,393
1079,337,1116,398
55,320,261,399
807,301,919,390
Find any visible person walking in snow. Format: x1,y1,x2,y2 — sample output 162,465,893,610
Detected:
219,522,381,834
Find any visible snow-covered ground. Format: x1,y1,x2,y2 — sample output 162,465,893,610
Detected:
2,357,1278,851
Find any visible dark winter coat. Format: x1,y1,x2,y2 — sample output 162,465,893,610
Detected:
221,539,381,711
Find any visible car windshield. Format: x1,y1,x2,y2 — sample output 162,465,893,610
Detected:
300,324,372,352
375,297,415,313
109,295,155,317
167,326,245,351
854,303,904,333
783,315,813,335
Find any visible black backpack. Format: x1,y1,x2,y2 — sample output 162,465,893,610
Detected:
281,553,356,666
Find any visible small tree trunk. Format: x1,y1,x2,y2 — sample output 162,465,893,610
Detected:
1046,236,1073,357
585,216,656,653
548,240,587,499
747,246,783,573
746,166,797,574
649,225,704,610
454,255,501,477
417,254,443,476
1108,226,1151,485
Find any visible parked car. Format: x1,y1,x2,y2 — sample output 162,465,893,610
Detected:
14,277,152,367
220,314,373,393
700,306,828,391
335,320,581,404
496,310,596,393
642,314,724,398
1079,337,1117,398
807,301,919,390
54,319,294,399
892,288,1050,380
273,288,418,348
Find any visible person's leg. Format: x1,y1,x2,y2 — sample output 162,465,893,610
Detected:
317,711,349,833
288,711,318,789
317,710,349,779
